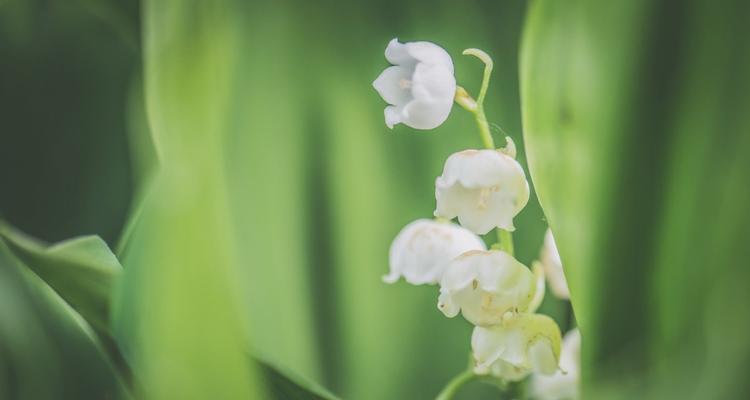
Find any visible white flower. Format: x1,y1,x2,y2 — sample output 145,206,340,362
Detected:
434,149,530,235
472,313,562,381
372,38,456,130
384,219,486,285
541,228,570,300
531,328,581,400
437,250,537,326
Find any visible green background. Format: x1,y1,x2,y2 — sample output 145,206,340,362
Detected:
1,0,748,399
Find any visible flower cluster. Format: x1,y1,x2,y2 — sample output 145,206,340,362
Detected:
375,38,577,396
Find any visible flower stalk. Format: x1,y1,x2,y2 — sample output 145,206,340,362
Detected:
497,229,514,256
455,48,515,256
435,369,476,400
455,48,495,150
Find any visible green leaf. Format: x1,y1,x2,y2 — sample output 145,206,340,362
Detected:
111,1,265,398
255,358,340,400
0,240,128,399
0,221,120,333
521,0,750,397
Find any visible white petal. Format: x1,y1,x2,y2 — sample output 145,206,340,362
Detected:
384,105,403,129
542,229,570,299
372,65,413,106
471,325,509,372
437,290,460,317
404,41,454,73
434,176,465,220
464,191,513,234
385,38,414,65
386,219,486,285
411,63,456,103
402,99,453,130
382,270,401,284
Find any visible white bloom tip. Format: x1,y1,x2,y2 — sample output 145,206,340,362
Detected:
382,273,398,284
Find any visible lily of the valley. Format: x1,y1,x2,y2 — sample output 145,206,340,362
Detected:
472,313,562,381
438,250,536,326
373,38,456,130
384,219,486,285
541,228,570,300
531,328,581,400
434,149,530,235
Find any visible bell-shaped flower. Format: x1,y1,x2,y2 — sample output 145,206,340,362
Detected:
531,328,581,399
434,149,530,235
437,250,536,326
472,313,562,381
541,228,570,300
384,219,486,285
372,38,456,130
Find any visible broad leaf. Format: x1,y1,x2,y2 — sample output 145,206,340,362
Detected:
0,239,127,399
112,1,265,398
521,0,750,397
0,221,120,333
256,358,340,400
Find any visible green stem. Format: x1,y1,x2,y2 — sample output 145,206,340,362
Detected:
455,48,515,256
497,229,514,256
457,48,496,150
474,106,495,150
435,369,477,400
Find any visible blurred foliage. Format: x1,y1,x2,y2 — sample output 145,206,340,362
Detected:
112,1,264,398
521,0,750,398
0,0,138,244
255,357,340,400
0,240,126,399
0,223,121,336
2,0,747,399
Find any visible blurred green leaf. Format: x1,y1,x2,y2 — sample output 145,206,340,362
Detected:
0,236,127,399
112,0,265,398
0,221,120,334
521,0,750,397
255,358,340,400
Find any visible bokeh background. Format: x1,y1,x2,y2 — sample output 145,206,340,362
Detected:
1,0,748,399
